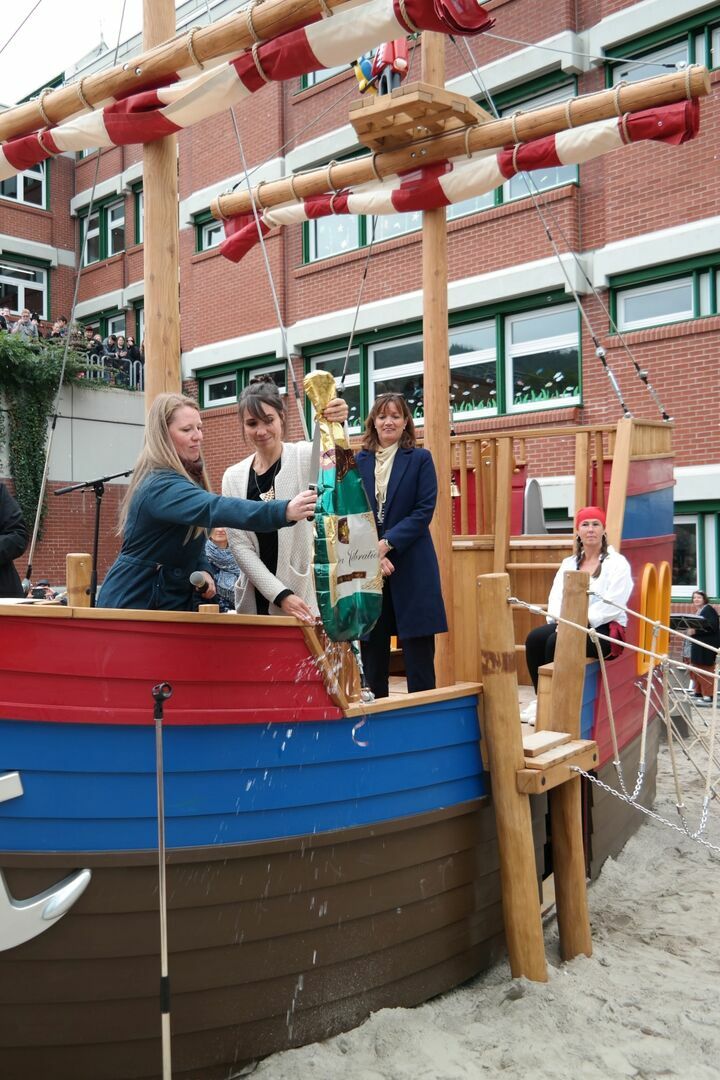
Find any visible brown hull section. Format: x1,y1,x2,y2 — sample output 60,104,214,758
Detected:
0,798,547,1080
587,718,661,880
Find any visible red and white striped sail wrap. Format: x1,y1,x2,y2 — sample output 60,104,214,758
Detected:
0,0,493,182
220,101,700,263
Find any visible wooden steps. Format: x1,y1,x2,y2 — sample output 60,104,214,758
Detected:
518,733,598,795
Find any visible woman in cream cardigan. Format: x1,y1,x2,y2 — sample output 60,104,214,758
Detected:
222,376,347,621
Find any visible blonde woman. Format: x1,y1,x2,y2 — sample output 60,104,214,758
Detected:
98,393,316,610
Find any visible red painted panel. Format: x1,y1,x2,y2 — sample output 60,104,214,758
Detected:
0,616,343,726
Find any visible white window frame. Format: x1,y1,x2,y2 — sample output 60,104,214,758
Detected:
107,312,126,338
617,277,694,332
310,349,361,433
372,208,423,244
107,201,125,257
449,321,498,420
249,361,287,395
505,304,580,414
200,219,223,251
83,210,101,266
0,260,48,318
204,373,239,409
0,162,46,208
612,40,690,85
368,333,425,425
672,514,700,599
136,190,144,244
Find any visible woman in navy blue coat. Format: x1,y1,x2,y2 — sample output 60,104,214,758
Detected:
98,393,317,610
356,393,447,698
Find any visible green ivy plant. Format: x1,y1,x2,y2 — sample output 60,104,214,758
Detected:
0,332,97,534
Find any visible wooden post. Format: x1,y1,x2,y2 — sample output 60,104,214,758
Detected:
574,431,590,518
143,0,181,405
477,572,547,982
605,418,634,552
492,437,513,574
66,553,92,607
422,32,454,689
547,569,592,961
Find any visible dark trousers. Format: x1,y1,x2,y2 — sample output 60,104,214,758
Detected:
525,620,614,692
361,584,436,699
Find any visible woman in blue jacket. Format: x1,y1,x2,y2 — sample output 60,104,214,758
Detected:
98,393,316,610
356,393,447,698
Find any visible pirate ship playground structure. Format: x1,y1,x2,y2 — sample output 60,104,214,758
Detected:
0,1,702,1076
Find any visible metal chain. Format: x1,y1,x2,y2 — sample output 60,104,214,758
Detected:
570,766,720,855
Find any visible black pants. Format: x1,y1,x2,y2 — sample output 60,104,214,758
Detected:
525,620,614,692
361,584,436,699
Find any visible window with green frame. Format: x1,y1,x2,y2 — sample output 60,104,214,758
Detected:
134,187,144,245
194,210,224,253
610,255,720,333
303,75,577,262
606,7,720,84
304,293,580,422
301,64,348,90
80,198,126,265
200,357,288,409
80,309,127,339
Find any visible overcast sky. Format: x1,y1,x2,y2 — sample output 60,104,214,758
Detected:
0,0,155,106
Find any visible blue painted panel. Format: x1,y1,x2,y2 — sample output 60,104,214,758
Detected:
0,695,487,852
622,487,673,541
581,664,598,740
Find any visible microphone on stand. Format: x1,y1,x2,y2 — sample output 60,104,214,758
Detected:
189,572,210,595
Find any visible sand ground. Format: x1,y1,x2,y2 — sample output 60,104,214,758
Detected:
251,742,720,1080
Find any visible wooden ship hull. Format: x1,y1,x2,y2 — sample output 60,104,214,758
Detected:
0,418,672,1079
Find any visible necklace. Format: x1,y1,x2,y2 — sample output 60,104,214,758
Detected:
252,457,281,502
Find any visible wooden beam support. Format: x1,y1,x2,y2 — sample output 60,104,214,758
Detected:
214,68,711,219
605,417,634,551
477,572,547,983
66,553,92,608
422,32,454,690
143,0,181,404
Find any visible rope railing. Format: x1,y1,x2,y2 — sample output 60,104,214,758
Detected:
509,591,719,847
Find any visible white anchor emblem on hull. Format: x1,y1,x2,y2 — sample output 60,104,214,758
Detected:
0,772,92,952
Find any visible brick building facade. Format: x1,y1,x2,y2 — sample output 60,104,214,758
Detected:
0,0,718,596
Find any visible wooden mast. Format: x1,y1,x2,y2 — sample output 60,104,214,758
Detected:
421,33,454,688
143,0,181,404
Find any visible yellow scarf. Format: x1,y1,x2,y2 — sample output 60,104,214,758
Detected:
375,443,399,522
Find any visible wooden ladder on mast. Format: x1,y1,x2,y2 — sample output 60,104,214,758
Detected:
478,570,596,981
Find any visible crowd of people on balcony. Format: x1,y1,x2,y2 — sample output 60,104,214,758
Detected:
0,305,144,389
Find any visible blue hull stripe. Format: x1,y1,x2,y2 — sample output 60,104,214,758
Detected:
0,694,486,852
622,487,673,540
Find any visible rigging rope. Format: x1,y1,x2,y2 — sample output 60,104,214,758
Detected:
454,35,673,422
0,0,44,61
23,0,130,587
482,30,698,74
509,590,720,846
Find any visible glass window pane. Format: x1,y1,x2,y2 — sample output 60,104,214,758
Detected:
373,371,425,421
310,217,359,260
206,376,237,405
305,65,346,87
712,26,720,68
503,84,577,199
511,307,576,345
25,287,44,316
450,360,497,414
511,346,579,407
373,210,422,242
673,521,698,588
108,203,125,256
313,351,359,379
372,338,424,371
0,176,18,200
620,279,693,328
447,191,494,220
613,41,689,84
0,283,19,310
22,173,43,206
699,272,711,317
450,324,495,355
107,314,126,337
249,363,286,394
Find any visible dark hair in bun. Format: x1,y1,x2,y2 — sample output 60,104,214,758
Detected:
238,374,286,432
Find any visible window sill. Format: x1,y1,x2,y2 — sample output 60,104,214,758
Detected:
293,68,356,103
0,199,51,217
191,246,224,265
81,252,126,273
606,314,720,346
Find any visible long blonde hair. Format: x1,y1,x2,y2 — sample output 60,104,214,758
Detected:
117,393,210,534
